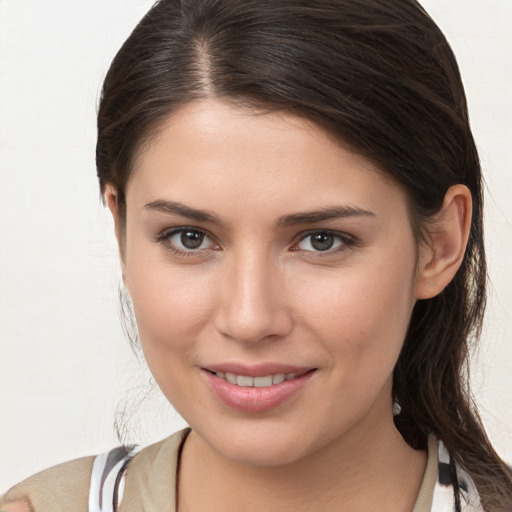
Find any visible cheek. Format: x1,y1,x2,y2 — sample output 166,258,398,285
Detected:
126,264,218,410
125,251,217,362
294,254,417,368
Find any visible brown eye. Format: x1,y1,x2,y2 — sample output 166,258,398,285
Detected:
180,230,204,249
295,231,348,253
310,233,335,251
159,228,217,253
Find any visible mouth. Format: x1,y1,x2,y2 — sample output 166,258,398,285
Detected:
209,370,311,388
202,367,317,413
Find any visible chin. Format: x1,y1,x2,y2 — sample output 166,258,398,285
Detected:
192,418,338,468
217,435,310,467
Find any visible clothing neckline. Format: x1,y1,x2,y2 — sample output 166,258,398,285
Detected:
412,435,439,512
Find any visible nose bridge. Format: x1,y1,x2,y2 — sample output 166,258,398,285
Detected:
215,245,292,344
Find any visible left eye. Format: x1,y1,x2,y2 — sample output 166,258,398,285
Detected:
165,229,217,252
295,232,347,252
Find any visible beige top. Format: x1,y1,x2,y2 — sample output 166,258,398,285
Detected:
413,435,438,512
0,430,442,512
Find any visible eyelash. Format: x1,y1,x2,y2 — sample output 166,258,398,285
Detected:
154,227,355,257
292,230,355,256
154,227,219,257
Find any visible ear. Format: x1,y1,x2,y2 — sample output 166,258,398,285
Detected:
415,184,472,300
104,184,128,282
104,184,122,244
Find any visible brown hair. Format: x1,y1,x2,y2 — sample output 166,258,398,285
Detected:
96,0,512,509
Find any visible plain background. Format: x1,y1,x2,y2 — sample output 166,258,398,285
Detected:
0,0,511,491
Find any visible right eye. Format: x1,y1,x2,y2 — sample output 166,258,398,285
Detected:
156,228,219,254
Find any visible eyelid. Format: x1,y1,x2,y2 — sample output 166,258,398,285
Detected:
153,226,355,257
154,226,219,254
291,229,356,254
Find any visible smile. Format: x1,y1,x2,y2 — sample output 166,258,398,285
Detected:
204,368,316,412
214,372,299,387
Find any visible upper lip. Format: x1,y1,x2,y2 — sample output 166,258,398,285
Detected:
203,362,315,378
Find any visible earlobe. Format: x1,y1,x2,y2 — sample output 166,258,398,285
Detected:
415,184,472,300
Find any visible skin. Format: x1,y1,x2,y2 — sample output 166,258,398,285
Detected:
106,99,471,512
0,498,33,512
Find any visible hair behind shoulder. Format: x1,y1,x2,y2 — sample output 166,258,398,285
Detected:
96,0,512,508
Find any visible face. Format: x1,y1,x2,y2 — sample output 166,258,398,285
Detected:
119,99,423,466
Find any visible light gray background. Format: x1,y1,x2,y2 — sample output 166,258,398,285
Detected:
0,0,510,491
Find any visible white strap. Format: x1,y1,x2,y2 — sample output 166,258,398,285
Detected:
431,441,483,512
89,446,139,512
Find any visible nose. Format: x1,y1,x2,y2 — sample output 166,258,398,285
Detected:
213,251,294,345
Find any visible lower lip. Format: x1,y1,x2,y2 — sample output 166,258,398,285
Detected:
203,370,315,413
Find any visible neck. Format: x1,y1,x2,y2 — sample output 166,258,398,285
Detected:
177,412,427,512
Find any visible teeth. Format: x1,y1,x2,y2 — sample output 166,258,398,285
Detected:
237,375,253,387
226,373,237,384
215,371,298,387
272,374,285,384
254,376,273,387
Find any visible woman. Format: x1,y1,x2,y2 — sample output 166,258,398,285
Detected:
1,0,511,511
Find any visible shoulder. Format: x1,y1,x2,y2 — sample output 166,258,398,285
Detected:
1,429,190,512
118,428,190,510
0,456,95,512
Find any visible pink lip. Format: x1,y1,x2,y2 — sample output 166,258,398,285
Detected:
202,368,316,413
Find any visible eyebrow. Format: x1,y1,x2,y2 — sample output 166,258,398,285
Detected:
144,200,375,227
276,206,375,227
144,200,224,225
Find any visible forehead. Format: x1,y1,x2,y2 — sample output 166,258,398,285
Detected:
126,99,409,224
